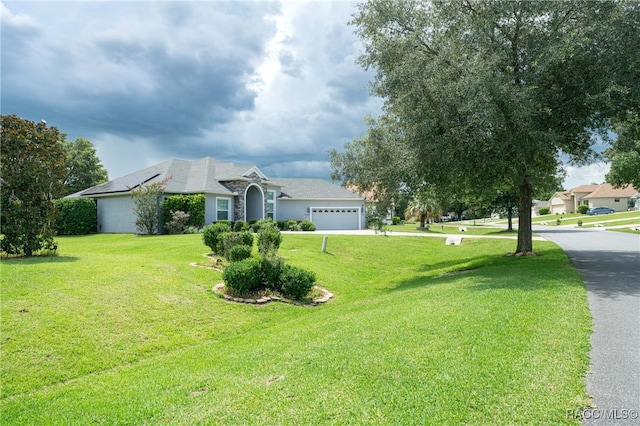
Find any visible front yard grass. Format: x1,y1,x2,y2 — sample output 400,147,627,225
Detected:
1,233,591,424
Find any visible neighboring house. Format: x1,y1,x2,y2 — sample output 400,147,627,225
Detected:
69,157,366,233
548,183,638,214
532,199,550,216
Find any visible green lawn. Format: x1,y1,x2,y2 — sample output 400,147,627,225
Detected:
1,233,591,424
388,222,519,236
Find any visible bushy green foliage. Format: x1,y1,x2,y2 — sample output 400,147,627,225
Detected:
227,245,253,263
279,264,316,300
299,220,316,231
233,220,248,232
1,115,66,256
538,207,550,215
392,216,401,225
222,257,263,296
222,232,254,259
54,198,97,235
60,137,108,196
261,255,285,290
286,219,297,230
577,205,589,214
164,210,190,234
257,223,282,256
202,222,231,254
162,194,205,228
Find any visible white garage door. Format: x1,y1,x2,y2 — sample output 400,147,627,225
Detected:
311,207,361,230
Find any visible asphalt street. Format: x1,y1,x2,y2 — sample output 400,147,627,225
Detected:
535,226,640,425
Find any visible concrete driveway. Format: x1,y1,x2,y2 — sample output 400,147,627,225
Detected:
535,226,640,424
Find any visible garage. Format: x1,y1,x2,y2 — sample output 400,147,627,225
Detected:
310,207,362,230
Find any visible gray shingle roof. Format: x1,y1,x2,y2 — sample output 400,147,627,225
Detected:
273,178,364,200
70,157,358,200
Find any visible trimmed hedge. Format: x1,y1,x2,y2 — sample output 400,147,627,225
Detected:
222,232,254,260
538,207,550,215
162,194,205,228
227,245,252,262
299,220,316,231
279,264,316,300
202,222,231,255
54,198,97,235
222,257,263,296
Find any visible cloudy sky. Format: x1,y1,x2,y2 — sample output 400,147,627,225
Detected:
2,0,608,189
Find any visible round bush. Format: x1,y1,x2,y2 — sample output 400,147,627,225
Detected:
578,205,589,214
228,245,253,262
299,220,316,231
222,257,263,296
202,222,231,254
279,264,316,300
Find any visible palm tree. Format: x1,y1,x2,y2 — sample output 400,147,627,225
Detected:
404,189,441,229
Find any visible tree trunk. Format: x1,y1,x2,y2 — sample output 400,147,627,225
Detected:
507,208,513,232
420,213,426,228
516,181,533,254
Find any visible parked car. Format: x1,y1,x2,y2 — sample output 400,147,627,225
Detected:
587,206,615,215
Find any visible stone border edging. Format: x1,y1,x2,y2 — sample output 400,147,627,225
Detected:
212,283,333,307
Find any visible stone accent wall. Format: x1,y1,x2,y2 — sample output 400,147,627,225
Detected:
222,173,267,221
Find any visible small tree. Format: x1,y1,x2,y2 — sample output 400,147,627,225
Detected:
130,180,166,235
1,115,66,256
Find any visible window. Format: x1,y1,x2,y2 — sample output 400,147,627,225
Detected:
217,198,230,221
266,190,275,219
614,198,620,202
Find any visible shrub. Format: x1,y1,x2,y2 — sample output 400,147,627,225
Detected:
276,221,288,231
202,222,231,254
162,194,205,228
251,218,276,233
222,232,254,259
164,210,190,234
556,218,562,225
131,180,166,235
299,220,316,231
261,255,285,291
577,220,583,227
233,220,248,232
279,264,316,300
257,223,282,257
222,257,263,296
578,205,589,214
286,219,297,230
227,245,252,262
538,207,550,215
54,198,97,235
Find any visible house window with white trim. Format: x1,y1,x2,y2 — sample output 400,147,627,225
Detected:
217,198,231,221
266,190,275,219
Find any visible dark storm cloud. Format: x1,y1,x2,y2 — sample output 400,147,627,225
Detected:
1,1,384,181
1,1,278,140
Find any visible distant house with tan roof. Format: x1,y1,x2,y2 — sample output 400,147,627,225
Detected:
548,183,638,214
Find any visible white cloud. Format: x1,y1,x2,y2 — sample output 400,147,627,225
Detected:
563,162,611,190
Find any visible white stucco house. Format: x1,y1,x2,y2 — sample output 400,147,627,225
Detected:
548,183,638,214
69,157,366,233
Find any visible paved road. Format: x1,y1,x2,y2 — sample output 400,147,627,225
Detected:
535,227,640,425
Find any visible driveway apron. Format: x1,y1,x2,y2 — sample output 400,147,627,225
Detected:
535,227,640,424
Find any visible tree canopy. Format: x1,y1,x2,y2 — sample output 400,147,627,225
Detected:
60,137,109,196
605,111,640,188
331,0,640,254
1,115,66,256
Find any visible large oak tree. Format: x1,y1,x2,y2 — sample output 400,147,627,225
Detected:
332,0,639,254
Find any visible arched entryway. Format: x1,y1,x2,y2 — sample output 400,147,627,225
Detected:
245,184,264,222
